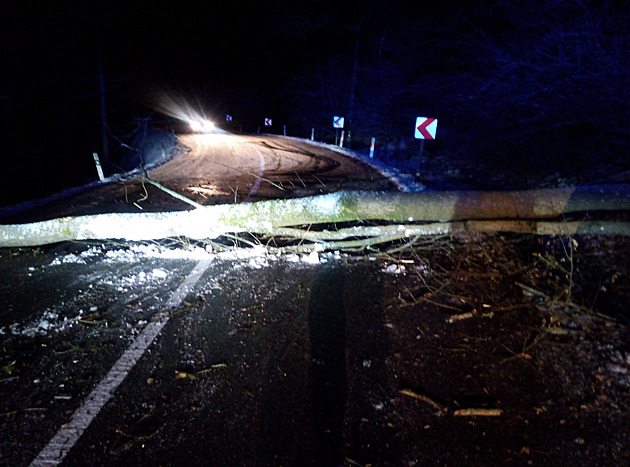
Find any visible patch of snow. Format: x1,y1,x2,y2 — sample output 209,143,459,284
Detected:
302,250,320,264
222,244,268,260
102,268,171,292
3,308,84,337
382,263,406,275
107,244,213,262
49,241,338,271
49,243,214,267
50,246,103,265
248,255,270,269
152,268,168,279
50,255,84,265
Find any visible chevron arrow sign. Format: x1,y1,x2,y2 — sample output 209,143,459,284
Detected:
414,117,438,139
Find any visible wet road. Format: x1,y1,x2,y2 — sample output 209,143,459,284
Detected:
0,133,401,465
3,231,630,465
0,242,393,466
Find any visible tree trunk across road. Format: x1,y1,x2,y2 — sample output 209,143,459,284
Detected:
2,185,629,248
1,133,629,247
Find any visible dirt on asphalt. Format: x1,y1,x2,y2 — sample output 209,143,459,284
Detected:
1,232,629,466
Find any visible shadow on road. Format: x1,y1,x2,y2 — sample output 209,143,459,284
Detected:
308,265,347,466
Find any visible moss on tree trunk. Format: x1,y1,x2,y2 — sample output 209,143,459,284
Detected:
1,185,629,248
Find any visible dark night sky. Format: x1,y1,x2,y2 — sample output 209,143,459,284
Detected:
1,1,458,127
2,2,293,114
1,1,629,204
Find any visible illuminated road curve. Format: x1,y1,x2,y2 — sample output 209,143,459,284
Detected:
148,133,397,204
0,133,398,223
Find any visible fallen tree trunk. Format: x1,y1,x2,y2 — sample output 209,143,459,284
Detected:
1,185,629,248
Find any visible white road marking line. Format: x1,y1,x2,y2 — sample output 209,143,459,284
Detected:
248,146,266,198
30,259,213,466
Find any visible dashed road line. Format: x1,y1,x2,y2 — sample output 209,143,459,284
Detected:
29,259,213,466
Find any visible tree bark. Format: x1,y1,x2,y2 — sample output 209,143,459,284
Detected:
1,185,629,248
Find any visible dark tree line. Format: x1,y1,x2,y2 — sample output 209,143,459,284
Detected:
273,0,630,174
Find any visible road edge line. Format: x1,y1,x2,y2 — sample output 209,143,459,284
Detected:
29,259,213,466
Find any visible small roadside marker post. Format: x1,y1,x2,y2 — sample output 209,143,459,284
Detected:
370,137,376,158
92,152,105,181
339,130,345,148
283,125,286,136
333,116,344,146
311,128,315,140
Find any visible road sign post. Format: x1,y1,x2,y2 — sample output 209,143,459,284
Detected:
333,116,344,146
414,117,438,171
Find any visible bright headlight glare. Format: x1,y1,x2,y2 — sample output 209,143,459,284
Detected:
190,119,214,133
153,91,221,133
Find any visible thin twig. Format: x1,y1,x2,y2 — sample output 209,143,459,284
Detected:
145,179,205,209
399,389,447,413
453,408,503,417
246,172,285,191
294,171,306,187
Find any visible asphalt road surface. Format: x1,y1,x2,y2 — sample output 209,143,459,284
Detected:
0,133,399,224
0,134,401,466
2,156,630,465
0,241,397,466
158,133,398,202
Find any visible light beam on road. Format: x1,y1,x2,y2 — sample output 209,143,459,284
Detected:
153,90,226,134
